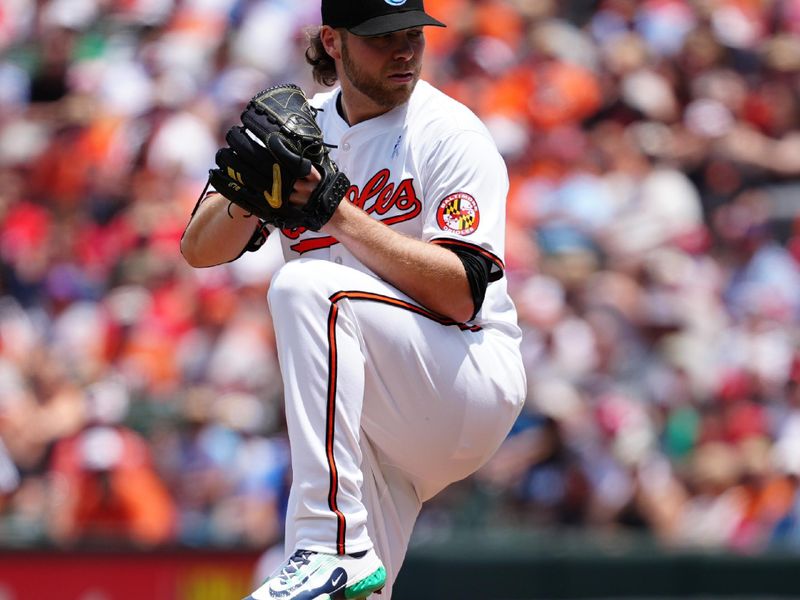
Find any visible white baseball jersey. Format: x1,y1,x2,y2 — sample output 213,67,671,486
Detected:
269,79,519,334
259,80,526,598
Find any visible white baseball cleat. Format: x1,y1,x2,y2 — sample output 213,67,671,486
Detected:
246,548,386,600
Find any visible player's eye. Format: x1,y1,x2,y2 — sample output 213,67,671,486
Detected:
363,33,393,49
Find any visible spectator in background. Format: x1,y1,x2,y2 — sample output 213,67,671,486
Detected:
47,381,176,546
48,423,176,546
150,386,288,548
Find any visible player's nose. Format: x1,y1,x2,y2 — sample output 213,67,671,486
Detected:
391,34,416,61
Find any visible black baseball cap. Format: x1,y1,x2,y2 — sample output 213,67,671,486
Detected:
322,0,446,36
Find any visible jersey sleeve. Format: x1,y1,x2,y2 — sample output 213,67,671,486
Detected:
420,130,508,280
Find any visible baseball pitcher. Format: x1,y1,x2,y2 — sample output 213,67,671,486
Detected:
180,0,527,597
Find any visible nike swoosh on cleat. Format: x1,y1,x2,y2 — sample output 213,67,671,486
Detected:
331,573,344,587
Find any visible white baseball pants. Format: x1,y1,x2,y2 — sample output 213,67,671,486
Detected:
267,258,525,597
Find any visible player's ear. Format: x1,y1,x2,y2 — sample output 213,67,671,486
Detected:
320,25,342,60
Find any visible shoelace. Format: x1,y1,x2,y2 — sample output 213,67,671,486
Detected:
278,550,314,581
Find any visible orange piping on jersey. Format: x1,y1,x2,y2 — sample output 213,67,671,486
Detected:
323,290,482,554
329,291,483,332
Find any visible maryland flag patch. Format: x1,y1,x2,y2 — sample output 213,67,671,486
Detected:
436,192,480,236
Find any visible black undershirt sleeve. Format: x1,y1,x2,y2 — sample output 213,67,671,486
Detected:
443,244,493,319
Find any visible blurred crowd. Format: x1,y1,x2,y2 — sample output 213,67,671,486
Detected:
0,0,799,556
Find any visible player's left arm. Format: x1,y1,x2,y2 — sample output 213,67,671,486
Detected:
181,192,268,267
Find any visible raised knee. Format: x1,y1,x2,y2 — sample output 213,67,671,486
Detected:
268,259,331,308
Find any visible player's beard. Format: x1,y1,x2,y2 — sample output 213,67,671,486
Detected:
341,37,420,110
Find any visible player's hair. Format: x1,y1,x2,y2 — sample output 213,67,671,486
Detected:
305,27,338,87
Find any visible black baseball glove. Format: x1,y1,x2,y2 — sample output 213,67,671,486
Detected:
208,84,350,231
